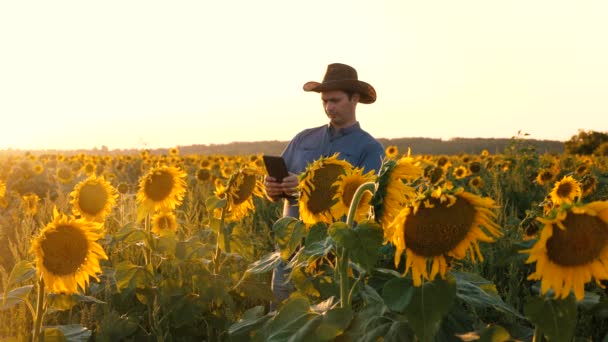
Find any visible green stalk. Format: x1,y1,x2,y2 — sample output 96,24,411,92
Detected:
339,182,376,309
32,276,45,341
533,326,543,342
214,206,228,274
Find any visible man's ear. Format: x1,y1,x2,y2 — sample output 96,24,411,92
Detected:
352,93,360,103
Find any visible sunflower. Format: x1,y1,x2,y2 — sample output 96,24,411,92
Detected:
33,164,44,175
387,187,502,286
385,145,399,159
371,156,422,238
423,165,444,184
468,176,484,190
299,154,353,225
217,167,265,221
480,149,490,158
331,167,377,222
30,209,108,294
56,167,74,184
22,193,40,216
70,175,118,222
549,176,582,206
0,180,5,198
468,161,482,174
452,166,469,179
523,201,608,300
151,210,178,236
117,182,130,195
136,165,187,217
82,162,96,176
536,168,556,186
169,147,179,156
196,168,212,182
580,175,598,198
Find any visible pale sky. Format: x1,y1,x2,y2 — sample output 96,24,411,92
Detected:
1,0,607,151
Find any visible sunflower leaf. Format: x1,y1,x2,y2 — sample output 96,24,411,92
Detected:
524,295,577,342
246,251,283,274
113,261,153,292
452,271,524,319
273,217,307,261
404,277,457,342
382,277,414,313
6,260,35,289
0,285,33,311
329,220,383,272
42,324,91,341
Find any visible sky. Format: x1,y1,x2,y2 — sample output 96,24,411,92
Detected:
1,0,607,151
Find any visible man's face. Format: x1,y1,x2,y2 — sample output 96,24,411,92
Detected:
321,90,358,129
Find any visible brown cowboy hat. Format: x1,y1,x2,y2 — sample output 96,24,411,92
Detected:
303,63,376,104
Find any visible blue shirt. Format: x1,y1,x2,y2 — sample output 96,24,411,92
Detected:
280,122,385,218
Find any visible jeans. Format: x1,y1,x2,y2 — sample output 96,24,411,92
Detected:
270,259,295,311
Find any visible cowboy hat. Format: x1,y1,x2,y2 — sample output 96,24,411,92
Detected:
303,63,376,104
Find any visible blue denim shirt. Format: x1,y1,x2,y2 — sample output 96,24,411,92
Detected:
281,122,385,218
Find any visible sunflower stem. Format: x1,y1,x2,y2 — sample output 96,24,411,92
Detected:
214,206,228,274
533,326,543,342
32,276,45,341
339,182,376,309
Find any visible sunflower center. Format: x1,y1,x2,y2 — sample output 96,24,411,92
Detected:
41,225,89,276
403,197,475,257
546,213,608,266
144,171,174,201
556,182,573,198
78,182,109,216
232,174,256,205
341,180,362,207
307,164,344,214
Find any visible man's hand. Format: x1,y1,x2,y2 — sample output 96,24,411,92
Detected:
264,173,298,201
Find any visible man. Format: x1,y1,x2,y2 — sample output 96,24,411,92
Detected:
265,63,385,218
264,63,385,308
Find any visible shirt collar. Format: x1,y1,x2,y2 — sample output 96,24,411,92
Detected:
327,121,361,138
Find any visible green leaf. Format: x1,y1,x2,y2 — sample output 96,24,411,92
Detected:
305,223,328,246
246,251,283,274
113,224,147,243
42,324,91,342
6,260,35,289
314,307,353,341
0,285,33,310
404,277,457,342
273,217,307,261
524,295,577,342
228,306,272,342
477,325,511,342
382,277,414,312
151,234,177,255
47,293,105,311
329,220,383,271
384,321,415,342
267,296,317,342
206,195,227,211
452,271,524,319
113,261,153,292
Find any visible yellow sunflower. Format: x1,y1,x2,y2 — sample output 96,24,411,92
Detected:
299,154,353,225
331,167,376,222
70,175,118,222
385,145,399,159
371,156,422,238
82,162,97,176
117,182,130,195
56,167,74,184
536,168,557,186
22,193,40,216
151,210,178,236
0,180,5,198
195,168,212,183
523,201,608,300
468,176,484,190
549,176,582,206
216,167,265,221
30,209,108,294
387,187,501,286
33,164,44,175
136,165,187,217
580,175,598,198
452,166,469,179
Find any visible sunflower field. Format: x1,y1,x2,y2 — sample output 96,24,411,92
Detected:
1,139,608,341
